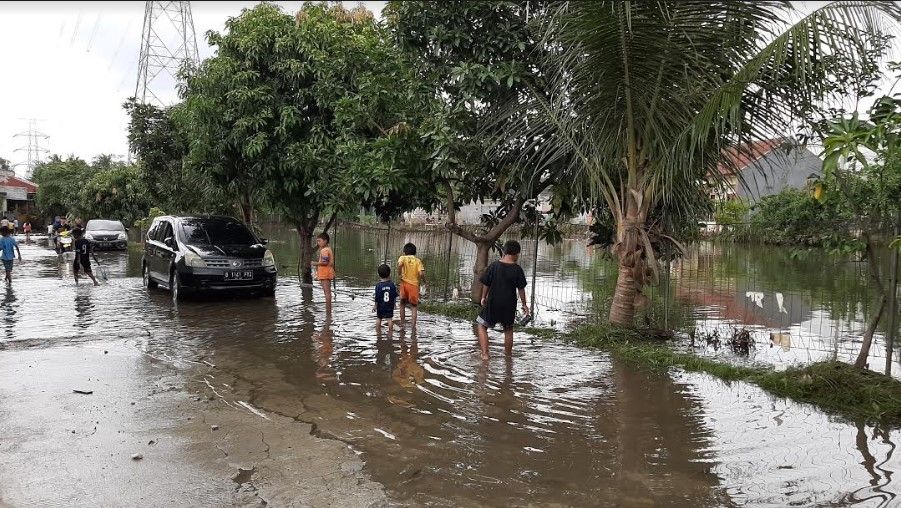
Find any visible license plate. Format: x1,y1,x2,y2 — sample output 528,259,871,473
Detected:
224,270,254,281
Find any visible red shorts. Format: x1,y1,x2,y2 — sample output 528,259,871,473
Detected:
400,281,420,306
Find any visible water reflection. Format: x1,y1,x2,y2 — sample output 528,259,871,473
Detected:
3,233,901,506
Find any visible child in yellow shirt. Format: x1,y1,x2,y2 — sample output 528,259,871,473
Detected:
397,242,425,328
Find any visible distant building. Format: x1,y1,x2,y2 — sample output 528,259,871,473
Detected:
712,138,822,204
403,191,593,226
0,168,38,220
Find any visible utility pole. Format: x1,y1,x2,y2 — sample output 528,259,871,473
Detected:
13,119,50,180
134,1,199,107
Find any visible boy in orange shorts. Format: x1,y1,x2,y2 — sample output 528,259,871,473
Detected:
397,242,425,328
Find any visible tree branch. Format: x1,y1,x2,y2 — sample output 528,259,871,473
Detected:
486,195,526,240
322,210,338,235
443,179,484,243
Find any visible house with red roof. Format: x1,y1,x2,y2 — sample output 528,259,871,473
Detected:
0,168,38,220
712,138,822,203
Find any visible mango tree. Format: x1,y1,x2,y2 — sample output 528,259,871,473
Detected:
385,1,563,303
178,3,435,283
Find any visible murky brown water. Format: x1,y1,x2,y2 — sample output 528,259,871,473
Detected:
2,235,899,506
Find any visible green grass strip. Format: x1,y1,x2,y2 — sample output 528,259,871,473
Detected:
421,302,901,424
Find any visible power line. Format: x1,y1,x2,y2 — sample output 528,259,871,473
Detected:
13,119,50,180
134,1,199,107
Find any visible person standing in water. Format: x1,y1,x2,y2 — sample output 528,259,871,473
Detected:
373,264,399,332
0,226,22,285
476,240,530,360
311,232,335,310
72,228,99,286
397,242,425,328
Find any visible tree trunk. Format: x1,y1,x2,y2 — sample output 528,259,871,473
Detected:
470,240,493,304
854,293,887,369
608,259,638,326
239,193,253,226
297,224,315,285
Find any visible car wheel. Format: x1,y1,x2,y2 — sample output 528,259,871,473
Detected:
143,263,158,289
262,287,276,298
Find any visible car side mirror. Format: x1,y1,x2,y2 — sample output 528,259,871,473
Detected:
164,236,174,248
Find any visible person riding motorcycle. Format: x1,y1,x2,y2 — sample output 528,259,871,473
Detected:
53,217,73,254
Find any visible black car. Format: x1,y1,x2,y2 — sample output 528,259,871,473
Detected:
142,216,277,301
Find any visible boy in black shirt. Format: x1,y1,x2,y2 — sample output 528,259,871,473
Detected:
476,240,530,360
72,228,99,286
373,264,398,332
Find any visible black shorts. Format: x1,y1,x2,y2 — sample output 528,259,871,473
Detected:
73,256,91,274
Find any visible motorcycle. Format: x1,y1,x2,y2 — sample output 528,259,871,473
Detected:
56,230,73,255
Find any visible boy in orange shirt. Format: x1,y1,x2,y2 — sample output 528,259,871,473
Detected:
397,242,425,328
311,232,335,310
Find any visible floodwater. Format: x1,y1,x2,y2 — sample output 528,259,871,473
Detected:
259,225,900,376
2,234,900,506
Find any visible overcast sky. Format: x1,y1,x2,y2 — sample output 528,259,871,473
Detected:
0,1,385,177
0,2,897,178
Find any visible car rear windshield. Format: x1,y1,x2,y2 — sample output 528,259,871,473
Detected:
180,218,256,246
86,220,125,231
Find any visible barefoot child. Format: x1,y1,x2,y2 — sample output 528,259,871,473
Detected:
0,226,22,285
476,240,530,360
311,233,335,309
72,228,99,286
373,264,398,332
397,242,425,327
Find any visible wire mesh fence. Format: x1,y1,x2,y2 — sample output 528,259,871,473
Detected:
263,222,900,374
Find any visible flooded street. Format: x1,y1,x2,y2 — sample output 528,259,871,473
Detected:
1,235,900,506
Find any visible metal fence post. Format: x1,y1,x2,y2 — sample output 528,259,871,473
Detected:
885,210,900,376
443,230,453,302
664,252,671,331
530,214,540,320
383,221,391,264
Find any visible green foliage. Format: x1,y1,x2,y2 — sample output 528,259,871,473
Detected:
178,3,436,230
125,99,214,214
77,163,151,227
31,156,94,218
714,200,750,226
33,155,154,226
133,207,166,232
747,188,851,246
386,1,560,232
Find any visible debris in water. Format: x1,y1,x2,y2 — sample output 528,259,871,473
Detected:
728,327,753,355
131,454,143,461
73,389,93,395
374,428,396,440
148,440,157,446
211,425,219,431
104,350,108,354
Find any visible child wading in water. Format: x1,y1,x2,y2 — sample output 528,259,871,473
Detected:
476,240,530,360
397,242,425,328
373,264,398,332
0,226,22,285
311,233,335,309
72,228,100,286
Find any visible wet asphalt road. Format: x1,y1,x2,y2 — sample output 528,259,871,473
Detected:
1,236,900,507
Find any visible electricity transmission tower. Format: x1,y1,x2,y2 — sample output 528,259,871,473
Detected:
13,119,50,180
134,1,199,106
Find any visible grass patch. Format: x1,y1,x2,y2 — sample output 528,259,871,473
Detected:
420,301,480,322
566,324,901,424
416,307,901,424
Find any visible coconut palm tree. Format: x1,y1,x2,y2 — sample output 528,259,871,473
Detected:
500,1,901,326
